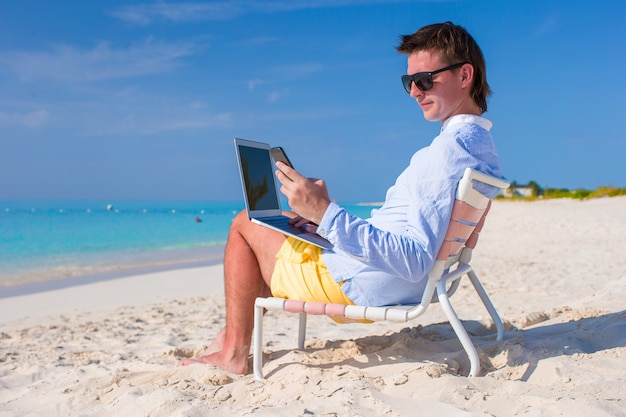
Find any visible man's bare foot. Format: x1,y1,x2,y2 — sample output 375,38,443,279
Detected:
196,328,226,357
178,349,249,375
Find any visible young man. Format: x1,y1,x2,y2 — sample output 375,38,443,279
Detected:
180,22,501,375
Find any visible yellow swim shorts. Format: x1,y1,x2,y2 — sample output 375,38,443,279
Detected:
270,237,355,306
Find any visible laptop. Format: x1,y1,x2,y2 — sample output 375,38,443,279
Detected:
234,138,333,250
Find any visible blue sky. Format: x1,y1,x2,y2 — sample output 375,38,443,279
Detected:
1,0,625,202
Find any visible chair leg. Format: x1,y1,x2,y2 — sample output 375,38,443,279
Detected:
297,312,307,350
253,302,265,381
436,280,481,377
467,270,504,341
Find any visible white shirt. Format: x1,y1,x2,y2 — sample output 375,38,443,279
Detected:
317,114,502,306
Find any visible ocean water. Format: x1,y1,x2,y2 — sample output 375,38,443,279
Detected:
0,200,377,293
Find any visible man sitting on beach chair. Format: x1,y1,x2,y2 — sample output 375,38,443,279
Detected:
179,21,502,375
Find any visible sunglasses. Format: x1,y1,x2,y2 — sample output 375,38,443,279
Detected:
401,62,466,94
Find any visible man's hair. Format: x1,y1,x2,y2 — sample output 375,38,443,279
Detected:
396,22,491,113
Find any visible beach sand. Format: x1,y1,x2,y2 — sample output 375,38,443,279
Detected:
1,197,625,417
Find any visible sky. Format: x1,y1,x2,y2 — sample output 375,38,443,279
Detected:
1,0,625,202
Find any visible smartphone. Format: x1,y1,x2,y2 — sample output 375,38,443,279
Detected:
270,147,293,168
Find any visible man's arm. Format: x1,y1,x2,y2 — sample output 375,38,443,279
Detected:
317,197,452,283
274,160,454,283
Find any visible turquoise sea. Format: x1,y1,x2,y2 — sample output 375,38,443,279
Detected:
0,200,377,296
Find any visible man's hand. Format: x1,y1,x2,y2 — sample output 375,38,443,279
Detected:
287,214,318,233
275,161,330,226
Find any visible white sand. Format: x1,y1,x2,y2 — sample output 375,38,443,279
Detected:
1,197,625,417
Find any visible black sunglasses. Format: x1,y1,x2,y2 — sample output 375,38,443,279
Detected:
401,62,467,94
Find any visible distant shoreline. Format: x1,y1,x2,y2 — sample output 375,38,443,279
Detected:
0,244,226,299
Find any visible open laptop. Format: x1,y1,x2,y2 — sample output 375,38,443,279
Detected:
234,138,333,250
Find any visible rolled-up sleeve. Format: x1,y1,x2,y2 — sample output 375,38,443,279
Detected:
317,192,453,283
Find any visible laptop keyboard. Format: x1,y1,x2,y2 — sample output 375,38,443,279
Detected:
253,214,332,249
262,216,308,235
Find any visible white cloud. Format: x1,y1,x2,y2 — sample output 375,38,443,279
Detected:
248,79,264,91
247,64,321,99
0,39,201,82
81,91,234,135
270,63,324,79
0,110,49,128
110,0,411,24
84,108,234,136
532,13,559,38
234,36,281,47
110,2,243,24
188,100,208,109
267,90,288,103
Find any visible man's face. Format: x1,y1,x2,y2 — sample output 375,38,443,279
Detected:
406,50,473,123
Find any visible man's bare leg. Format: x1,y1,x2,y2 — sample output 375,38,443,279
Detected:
179,211,286,374
195,328,225,357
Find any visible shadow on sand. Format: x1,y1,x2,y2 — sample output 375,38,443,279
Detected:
263,309,626,380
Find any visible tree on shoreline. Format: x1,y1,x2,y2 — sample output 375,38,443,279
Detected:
499,182,626,200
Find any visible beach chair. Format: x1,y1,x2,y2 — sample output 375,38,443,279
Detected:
253,168,510,380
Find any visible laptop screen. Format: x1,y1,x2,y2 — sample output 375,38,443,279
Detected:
236,142,281,212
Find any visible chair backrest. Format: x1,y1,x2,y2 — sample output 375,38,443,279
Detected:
436,199,489,263
437,168,508,266
419,168,508,307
